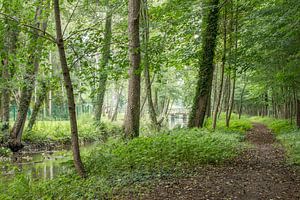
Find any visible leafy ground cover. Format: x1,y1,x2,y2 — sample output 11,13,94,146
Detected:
0,119,249,200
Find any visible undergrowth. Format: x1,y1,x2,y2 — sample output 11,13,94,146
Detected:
23,119,122,145
0,128,245,199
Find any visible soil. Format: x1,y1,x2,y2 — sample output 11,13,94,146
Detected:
120,123,300,200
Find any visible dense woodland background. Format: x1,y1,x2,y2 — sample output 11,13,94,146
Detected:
0,0,299,198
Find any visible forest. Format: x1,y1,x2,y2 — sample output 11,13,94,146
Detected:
0,0,299,199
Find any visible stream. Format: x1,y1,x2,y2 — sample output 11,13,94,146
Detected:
0,143,97,181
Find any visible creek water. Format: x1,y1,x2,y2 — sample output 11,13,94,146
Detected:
0,143,96,181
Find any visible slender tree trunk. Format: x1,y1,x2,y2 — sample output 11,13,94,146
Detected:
296,98,300,129
226,72,236,127
188,0,220,128
212,7,227,130
95,0,112,122
124,0,141,138
238,78,247,119
141,0,158,129
225,0,238,127
53,0,85,178
9,5,47,151
111,86,123,122
1,59,10,138
140,73,155,115
27,81,47,130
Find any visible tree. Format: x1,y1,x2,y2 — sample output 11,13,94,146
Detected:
124,0,141,138
188,0,220,128
212,4,227,130
141,0,159,130
9,2,48,151
95,0,113,122
53,0,85,178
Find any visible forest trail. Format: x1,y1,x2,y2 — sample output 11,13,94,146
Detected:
140,123,300,200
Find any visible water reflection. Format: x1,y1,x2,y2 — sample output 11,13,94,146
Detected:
1,143,96,181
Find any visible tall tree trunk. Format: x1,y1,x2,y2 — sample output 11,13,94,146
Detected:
188,0,220,128
141,0,158,129
1,59,10,138
95,0,112,122
226,72,236,127
296,98,300,129
212,7,227,130
111,86,123,122
225,0,238,127
124,0,141,138
238,77,247,119
9,5,47,151
27,81,47,130
1,3,19,139
53,0,85,178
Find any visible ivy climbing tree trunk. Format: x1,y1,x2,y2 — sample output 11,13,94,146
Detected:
124,0,141,138
188,0,220,128
1,2,19,139
53,0,85,178
9,4,47,152
95,0,112,122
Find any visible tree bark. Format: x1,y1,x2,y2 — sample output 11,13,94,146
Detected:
212,7,227,130
9,5,47,151
1,59,10,138
188,0,220,128
27,81,48,130
53,0,85,178
124,0,141,138
141,0,159,130
238,77,247,119
297,98,300,129
95,1,112,122
111,86,123,122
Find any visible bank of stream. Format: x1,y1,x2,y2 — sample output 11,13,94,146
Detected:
0,143,97,181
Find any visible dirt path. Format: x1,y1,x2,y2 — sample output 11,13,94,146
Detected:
138,123,300,200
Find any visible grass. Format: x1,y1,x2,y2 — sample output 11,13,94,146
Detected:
0,125,247,199
23,118,123,145
251,116,300,165
205,113,253,134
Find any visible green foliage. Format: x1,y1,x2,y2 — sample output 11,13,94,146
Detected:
23,120,122,145
205,114,253,134
0,128,244,199
0,147,11,157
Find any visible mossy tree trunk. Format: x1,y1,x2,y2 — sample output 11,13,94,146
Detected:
53,0,85,178
124,0,141,138
188,0,220,128
95,0,112,122
9,5,47,152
